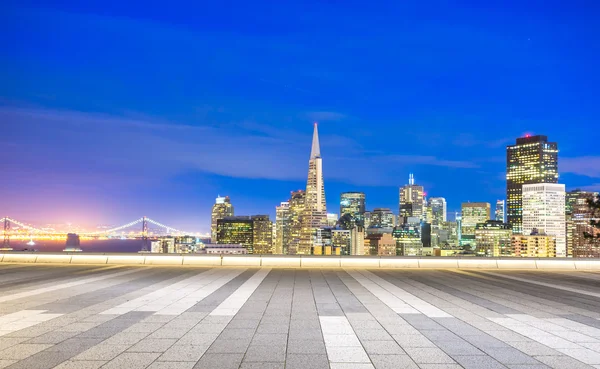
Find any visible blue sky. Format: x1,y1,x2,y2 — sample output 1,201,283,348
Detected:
1,1,599,232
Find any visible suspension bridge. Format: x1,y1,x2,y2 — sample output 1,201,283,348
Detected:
1,216,203,249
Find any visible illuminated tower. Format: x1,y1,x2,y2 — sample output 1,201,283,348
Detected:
340,192,366,228
399,174,425,223
275,201,291,254
506,135,558,234
288,190,306,255
522,183,566,256
211,196,234,242
495,200,505,223
299,123,327,254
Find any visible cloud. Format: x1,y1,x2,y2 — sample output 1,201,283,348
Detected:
452,133,512,148
382,155,479,169
562,157,600,178
306,111,347,122
575,184,600,192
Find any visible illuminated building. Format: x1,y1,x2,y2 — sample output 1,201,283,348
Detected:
432,221,460,248
369,208,395,229
150,237,175,253
204,244,248,254
211,196,234,242
288,190,306,255
566,190,599,258
275,201,291,255
340,192,366,228
522,183,566,256
364,211,372,229
312,228,341,255
474,220,512,257
495,200,505,223
461,202,491,245
327,213,339,227
175,236,197,253
332,229,351,255
300,123,327,254
399,174,425,223
365,233,396,256
252,215,273,254
429,197,447,225
506,135,558,234
216,216,254,253
393,224,422,256
512,230,556,257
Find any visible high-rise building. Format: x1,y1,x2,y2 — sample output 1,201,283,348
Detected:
216,216,254,253
429,197,447,225
275,201,291,255
340,192,366,228
506,135,558,234
252,215,273,254
461,202,491,245
300,123,327,254
211,196,234,242
399,174,425,222
327,213,339,228
566,190,599,258
495,200,505,223
393,224,422,256
288,190,306,255
365,233,396,256
522,183,566,256
370,208,395,229
475,220,512,257
512,230,557,257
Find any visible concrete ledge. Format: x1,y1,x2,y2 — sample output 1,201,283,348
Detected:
107,255,146,265
70,255,109,264
301,256,341,268
458,259,498,269
2,254,38,263
380,258,420,268
341,257,380,268
419,258,459,268
222,255,261,267
261,256,301,268
574,260,600,271
497,259,538,269
36,254,72,264
144,255,183,265
536,259,576,270
182,255,222,266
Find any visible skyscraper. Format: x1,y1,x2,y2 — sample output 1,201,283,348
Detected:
216,216,253,252
475,220,512,257
566,190,599,258
399,174,425,223
300,123,327,254
495,200,505,223
275,201,291,255
211,195,234,242
522,183,566,256
461,202,491,245
506,135,558,234
370,208,395,229
288,190,306,255
429,197,447,225
340,192,366,227
252,215,273,254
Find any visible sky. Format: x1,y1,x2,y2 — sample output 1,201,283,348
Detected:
1,0,599,233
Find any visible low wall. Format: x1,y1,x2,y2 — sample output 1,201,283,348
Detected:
0,253,599,270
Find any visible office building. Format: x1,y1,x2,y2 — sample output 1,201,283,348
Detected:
340,192,366,228
216,216,254,253
252,215,273,254
288,190,306,255
393,224,422,256
432,221,460,248
475,220,512,257
399,174,425,222
566,190,599,258
364,211,372,229
370,208,395,229
495,200,505,223
331,229,351,255
275,201,291,255
506,135,558,234
300,123,327,254
522,183,566,256
461,202,491,245
512,230,557,257
327,213,339,227
211,196,234,242
429,197,447,225
365,233,396,256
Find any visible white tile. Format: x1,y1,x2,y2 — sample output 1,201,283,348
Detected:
326,346,371,363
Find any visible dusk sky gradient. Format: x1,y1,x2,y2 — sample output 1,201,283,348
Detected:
1,1,599,233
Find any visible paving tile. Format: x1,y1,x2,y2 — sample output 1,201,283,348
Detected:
0,360,17,369
329,364,375,369
533,355,592,369
361,340,405,355
102,352,161,369
244,344,287,362
452,355,507,369
285,353,330,369
418,365,464,369
147,362,196,369
508,341,562,356
193,353,244,369
369,354,419,369
158,344,209,361
326,346,371,363
53,360,106,369
287,338,327,354
206,338,250,353
484,347,545,365
240,363,285,369
0,343,52,360
403,347,455,364
72,344,128,361
391,334,438,348
127,338,177,352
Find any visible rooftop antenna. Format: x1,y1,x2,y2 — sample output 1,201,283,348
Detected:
409,173,414,185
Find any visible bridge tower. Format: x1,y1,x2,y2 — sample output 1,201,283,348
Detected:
2,218,10,250
141,216,149,252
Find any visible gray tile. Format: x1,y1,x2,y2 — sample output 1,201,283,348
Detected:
361,340,405,355
392,334,437,348
0,344,52,360
287,339,327,354
483,347,544,365
285,354,330,369
127,338,177,353
452,355,507,369
244,344,286,362
147,362,196,369
193,353,244,369
403,347,455,364
102,352,161,369
370,354,419,369
219,328,256,340
206,338,250,354
240,363,285,369
53,360,106,369
158,344,209,362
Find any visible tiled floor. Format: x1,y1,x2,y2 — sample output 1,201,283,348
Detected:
0,264,599,368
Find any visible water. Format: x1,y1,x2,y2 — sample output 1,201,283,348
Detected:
7,239,145,253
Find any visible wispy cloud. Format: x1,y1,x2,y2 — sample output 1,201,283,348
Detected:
562,157,600,178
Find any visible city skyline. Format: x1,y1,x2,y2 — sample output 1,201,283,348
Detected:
2,1,600,232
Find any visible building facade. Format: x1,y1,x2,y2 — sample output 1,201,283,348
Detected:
495,200,505,223
370,208,396,229
429,197,447,225
340,192,366,228
211,196,234,242
512,231,556,257
288,190,306,255
475,220,512,257
216,216,254,253
506,135,558,234
461,202,491,245
252,215,273,254
566,190,599,258
300,123,327,254
522,183,566,256
275,201,291,255
399,174,425,222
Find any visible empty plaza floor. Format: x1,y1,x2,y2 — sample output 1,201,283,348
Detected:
1,265,600,369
